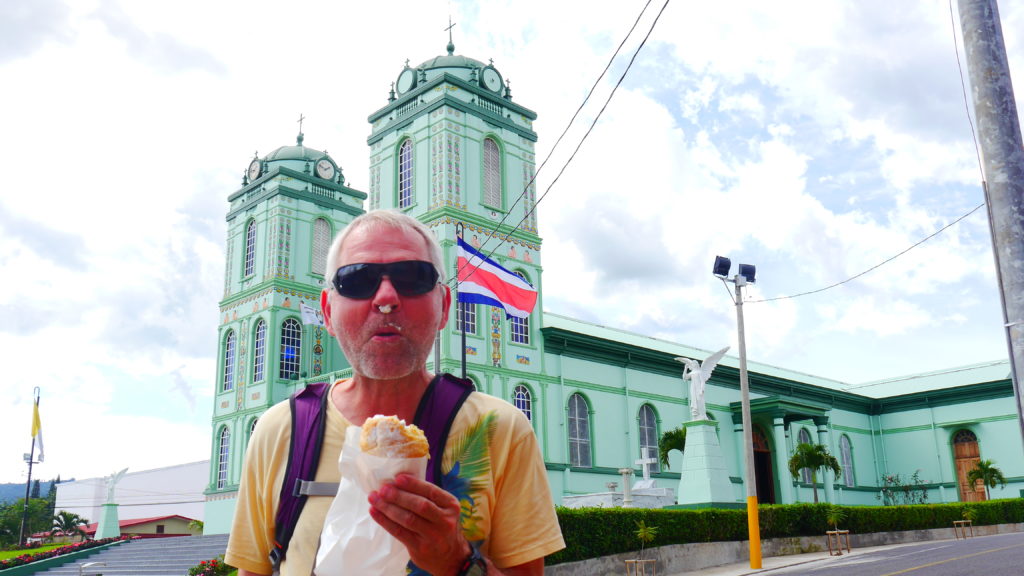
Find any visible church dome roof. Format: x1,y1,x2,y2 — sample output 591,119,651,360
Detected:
265,133,330,162
409,41,500,87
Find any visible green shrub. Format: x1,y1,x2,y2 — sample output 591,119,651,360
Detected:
546,498,1024,565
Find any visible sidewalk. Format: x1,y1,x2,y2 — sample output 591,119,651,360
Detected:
667,541,911,576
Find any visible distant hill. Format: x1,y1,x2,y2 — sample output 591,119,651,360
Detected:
0,481,63,505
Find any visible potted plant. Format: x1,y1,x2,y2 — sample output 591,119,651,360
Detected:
825,505,849,556
626,520,659,575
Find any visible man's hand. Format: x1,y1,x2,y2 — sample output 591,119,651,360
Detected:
368,473,469,576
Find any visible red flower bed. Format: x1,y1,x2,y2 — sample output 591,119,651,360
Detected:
0,536,134,570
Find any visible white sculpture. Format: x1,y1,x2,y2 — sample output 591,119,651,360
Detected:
675,347,729,421
104,468,128,504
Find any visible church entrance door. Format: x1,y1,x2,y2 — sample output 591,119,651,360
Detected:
752,427,775,504
953,429,984,502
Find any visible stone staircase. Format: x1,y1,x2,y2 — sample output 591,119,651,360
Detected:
36,534,230,576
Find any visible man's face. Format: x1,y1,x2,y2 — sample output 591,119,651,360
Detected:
321,224,450,381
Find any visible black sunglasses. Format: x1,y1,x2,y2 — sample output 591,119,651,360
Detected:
332,260,440,299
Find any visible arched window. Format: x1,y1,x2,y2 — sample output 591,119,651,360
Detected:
509,271,530,345
216,426,230,489
280,318,302,380
568,394,591,468
244,220,256,277
483,138,501,207
398,139,413,208
638,404,659,473
797,428,813,484
249,418,259,437
839,435,855,487
513,385,532,421
223,331,236,392
312,218,330,276
253,320,266,382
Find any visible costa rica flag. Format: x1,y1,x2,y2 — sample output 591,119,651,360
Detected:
456,236,537,319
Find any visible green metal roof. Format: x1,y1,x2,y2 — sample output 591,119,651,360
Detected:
541,312,1010,399
265,133,330,162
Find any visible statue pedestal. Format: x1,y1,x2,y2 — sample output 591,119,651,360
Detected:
673,420,743,509
96,503,121,539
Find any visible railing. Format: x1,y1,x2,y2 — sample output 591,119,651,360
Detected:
395,100,420,118
478,98,502,116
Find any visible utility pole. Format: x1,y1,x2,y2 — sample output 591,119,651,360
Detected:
958,0,1024,447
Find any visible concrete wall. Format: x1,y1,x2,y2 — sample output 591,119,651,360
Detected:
544,522,1024,576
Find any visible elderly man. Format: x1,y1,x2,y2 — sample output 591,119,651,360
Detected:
226,210,564,576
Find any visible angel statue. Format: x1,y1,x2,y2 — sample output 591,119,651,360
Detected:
104,468,128,504
675,347,730,421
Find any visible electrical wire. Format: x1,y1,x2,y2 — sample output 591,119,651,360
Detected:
450,0,671,288
748,2,990,304
468,0,656,265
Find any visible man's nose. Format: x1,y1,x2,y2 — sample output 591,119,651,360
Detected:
371,276,401,310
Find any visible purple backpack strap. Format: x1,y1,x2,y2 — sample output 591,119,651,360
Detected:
413,373,474,485
270,381,330,570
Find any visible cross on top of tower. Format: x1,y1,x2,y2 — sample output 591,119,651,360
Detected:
445,17,456,55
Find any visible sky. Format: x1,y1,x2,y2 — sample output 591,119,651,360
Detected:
1,0,1021,486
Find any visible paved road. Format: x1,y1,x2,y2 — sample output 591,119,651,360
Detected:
761,532,1024,576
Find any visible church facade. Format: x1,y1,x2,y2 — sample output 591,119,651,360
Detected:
202,43,1023,533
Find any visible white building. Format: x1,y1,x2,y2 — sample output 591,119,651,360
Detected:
56,461,209,524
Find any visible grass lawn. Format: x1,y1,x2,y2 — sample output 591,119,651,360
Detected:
0,544,64,560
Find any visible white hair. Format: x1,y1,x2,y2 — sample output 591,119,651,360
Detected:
323,210,446,289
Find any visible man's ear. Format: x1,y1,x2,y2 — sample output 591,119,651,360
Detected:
437,284,451,331
320,289,336,337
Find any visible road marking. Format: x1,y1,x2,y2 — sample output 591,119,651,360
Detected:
879,542,1024,575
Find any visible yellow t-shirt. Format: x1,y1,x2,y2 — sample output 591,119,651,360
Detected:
225,379,565,575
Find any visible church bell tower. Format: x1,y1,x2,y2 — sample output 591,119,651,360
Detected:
366,40,545,383
204,131,366,526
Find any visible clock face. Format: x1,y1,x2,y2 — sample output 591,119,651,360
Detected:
247,159,261,181
396,69,415,94
482,68,501,93
316,159,335,180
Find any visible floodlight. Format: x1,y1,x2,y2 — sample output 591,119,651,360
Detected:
713,256,731,277
738,264,756,283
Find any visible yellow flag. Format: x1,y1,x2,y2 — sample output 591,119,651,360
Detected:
31,402,44,463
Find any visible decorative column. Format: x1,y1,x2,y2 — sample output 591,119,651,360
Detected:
815,418,835,504
618,468,635,508
772,416,792,504
733,421,745,485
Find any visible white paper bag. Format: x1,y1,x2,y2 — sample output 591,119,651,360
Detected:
314,425,428,575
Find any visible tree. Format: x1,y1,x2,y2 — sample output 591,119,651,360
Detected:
30,480,40,500
658,427,686,470
788,442,841,503
966,459,1007,500
51,510,89,542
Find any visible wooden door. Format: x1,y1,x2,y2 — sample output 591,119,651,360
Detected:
953,430,984,502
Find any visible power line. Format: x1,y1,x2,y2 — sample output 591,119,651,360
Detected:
450,0,671,287
469,0,657,266
749,2,990,305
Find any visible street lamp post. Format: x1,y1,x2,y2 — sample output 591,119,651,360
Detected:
713,256,761,569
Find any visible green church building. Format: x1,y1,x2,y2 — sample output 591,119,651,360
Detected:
202,42,1023,533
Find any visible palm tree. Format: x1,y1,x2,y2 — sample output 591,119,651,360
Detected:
788,442,841,503
658,427,686,470
966,459,1007,500
51,511,89,542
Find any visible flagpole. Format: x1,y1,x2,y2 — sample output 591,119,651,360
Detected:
456,223,467,380
19,387,40,547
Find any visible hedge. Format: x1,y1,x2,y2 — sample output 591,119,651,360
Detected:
546,498,1024,565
